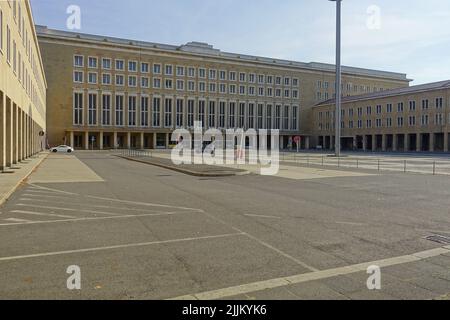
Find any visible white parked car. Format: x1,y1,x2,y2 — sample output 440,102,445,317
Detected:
50,145,74,153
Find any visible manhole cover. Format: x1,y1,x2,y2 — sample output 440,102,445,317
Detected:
425,234,450,245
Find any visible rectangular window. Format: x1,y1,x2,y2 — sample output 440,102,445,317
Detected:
199,68,206,78
115,59,124,71
187,99,195,128
73,92,83,125
176,99,184,128
88,72,97,84
229,71,236,81
219,101,226,128
165,64,173,76
164,98,173,128
153,64,161,74
141,62,149,73
188,81,195,92
141,77,149,88
188,67,196,77
102,58,111,69
116,74,124,86
115,95,124,126
257,104,263,129
283,106,290,130
176,80,184,91
153,78,161,89
128,96,137,127
128,61,137,72
209,101,216,128
198,100,206,127
238,103,246,128
88,93,97,125
152,97,161,127
274,105,281,130
436,97,443,109
176,66,185,77
74,55,84,67
128,76,137,87
102,73,111,85
228,102,236,128
141,96,149,127
88,57,98,68
165,79,173,89
102,94,111,126
247,103,255,129
73,71,83,83
266,104,273,129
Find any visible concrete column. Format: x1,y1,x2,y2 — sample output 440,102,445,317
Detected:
18,109,22,161
139,132,144,149
362,136,367,151
70,131,75,148
5,99,13,167
429,133,434,152
126,132,131,149
393,134,398,152
372,135,376,152
405,134,410,152
85,131,89,150
113,132,118,149
165,133,170,148
153,133,157,149
381,134,386,151
305,137,310,150
99,132,104,150
13,104,18,164
445,133,449,152
416,133,421,152
0,93,5,170
21,111,25,160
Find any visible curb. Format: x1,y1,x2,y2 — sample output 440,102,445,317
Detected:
117,155,250,177
0,152,49,207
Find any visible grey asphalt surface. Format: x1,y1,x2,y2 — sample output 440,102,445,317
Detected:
0,151,450,299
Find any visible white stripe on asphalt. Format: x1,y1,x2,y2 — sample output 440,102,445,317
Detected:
12,210,76,219
16,204,122,216
28,184,77,195
170,246,450,300
244,214,281,219
4,218,33,223
0,210,201,227
21,194,74,200
0,233,245,262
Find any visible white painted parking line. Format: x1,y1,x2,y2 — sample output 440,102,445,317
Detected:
16,204,122,216
18,198,180,214
23,189,62,195
4,218,33,223
28,184,77,195
0,210,202,227
244,214,281,219
0,232,245,262
12,210,76,219
21,194,74,200
170,246,450,300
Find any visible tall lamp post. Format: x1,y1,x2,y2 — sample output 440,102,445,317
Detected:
330,0,342,157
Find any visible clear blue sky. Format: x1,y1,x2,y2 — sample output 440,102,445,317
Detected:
30,0,450,85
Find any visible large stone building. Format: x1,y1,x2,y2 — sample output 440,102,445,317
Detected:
313,81,450,152
36,26,410,150
0,0,47,171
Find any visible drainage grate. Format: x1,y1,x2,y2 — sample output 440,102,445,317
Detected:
424,234,450,245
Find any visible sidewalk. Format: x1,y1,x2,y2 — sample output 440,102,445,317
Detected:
0,152,48,207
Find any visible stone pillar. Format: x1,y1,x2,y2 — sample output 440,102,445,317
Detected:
113,132,118,149
0,93,5,170
393,134,398,152
445,133,449,153
5,99,13,167
416,133,421,152
21,111,25,160
70,131,75,148
126,132,131,149
99,132,104,150
140,132,144,149
429,133,434,152
372,135,376,152
13,104,18,164
305,137,310,150
405,134,410,152
362,136,367,151
166,133,170,148
85,131,89,150
18,109,22,161
381,135,386,151
153,133,157,149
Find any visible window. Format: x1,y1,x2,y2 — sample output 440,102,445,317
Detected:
141,62,149,73
209,101,216,128
165,64,173,76
176,80,184,91
376,105,382,114
239,72,246,82
266,104,273,129
258,75,265,84
6,26,10,63
275,77,282,85
229,71,236,81
238,103,245,128
164,98,173,128
73,92,83,125
284,77,291,86
293,78,299,87
199,68,206,78
88,72,97,84
409,116,416,126
292,90,299,99
249,74,256,83
219,70,226,80
102,94,111,126
257,104,263,129
102,73,111,85
436,97,443,109
102,58,111,69
176,99,184,128
141,77,149,88
387,104,393,113
128,76,137,87
409,100,416,111
229,84,236,94
267,76,273,85
219,84,227,94
422,99,429,110
115,59,124,70
219,102,226,128
152,97,161,127
199,82,206,92
187,99,195,128
397,102,404,112
187,81,195,92
73,71,83,83
291,106,298,131
128,96,137,126
74,55,84,67
198,100,206,126
239,85,246,95
283,106,290,130
165,79,173,89
209,69,216,80
88,93,97,125
176,66,185,76
115,95,124,126
248,87,255,96
153,64,161,74
188,67,196,77
88,57,98,68
128,61,137,72
228,102,236,128
153,78,161,89
116,75,124,86
397,117,404,127
141,96,149,127
274,105,281,130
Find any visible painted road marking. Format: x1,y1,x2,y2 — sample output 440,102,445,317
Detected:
0,210,202,227
170,246,450,300
0,233,245,262
4,218,33,223
12,210,76,219
244,214,281,219
16,204,122,217
21,194,74,200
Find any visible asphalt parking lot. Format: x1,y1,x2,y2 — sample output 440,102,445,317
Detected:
0,151,449,299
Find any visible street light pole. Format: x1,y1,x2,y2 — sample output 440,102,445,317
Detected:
330,0,342,157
